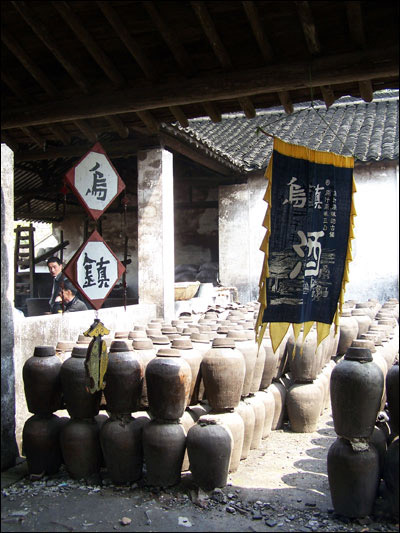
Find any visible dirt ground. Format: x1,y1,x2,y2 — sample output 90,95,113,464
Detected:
1,406,398,533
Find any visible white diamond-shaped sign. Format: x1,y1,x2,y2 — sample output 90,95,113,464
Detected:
65,142,125,221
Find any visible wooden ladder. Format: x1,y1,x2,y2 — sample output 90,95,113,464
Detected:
14,224,35,313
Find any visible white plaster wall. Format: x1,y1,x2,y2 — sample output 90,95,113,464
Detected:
344,161,399,302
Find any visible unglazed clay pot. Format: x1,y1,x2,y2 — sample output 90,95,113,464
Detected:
246,394,265,449
236,400,255,460
60,346,101,419
146,348,191,421
269,381,287,430
351,309,372,338
226,330,257,397
286,330,321,383
99,414,143,484
259,335,279,389
286,382,323,433
22,414,64,476
201,338,245,410
386,363,399,436
132,339,157,410
171,338,203,406
257,389,275,438
180,410,196,472
104,340,144,414
330,347,384,439
337,311,359,356
142,420,186,487
187,416,233,491
60,418,102,480
328,437,380,518
23,345,63,415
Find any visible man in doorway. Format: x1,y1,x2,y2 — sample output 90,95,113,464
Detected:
47,256,64,313
59,279,88,312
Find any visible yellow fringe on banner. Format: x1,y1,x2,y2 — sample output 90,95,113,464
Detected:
255,137,356,353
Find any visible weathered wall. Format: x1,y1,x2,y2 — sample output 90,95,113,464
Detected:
1,144,19,470
13,303,156,454
344,160,399,302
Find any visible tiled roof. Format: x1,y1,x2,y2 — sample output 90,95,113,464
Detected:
163,90,399,172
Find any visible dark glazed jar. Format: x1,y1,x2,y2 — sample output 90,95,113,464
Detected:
22,414,64,476
383,439,399,520
327,437,380,518
330,347,384,439
146,348,191,420
99,414,143,484
104,340,144,414
142,420,186,487
60,346,101,419
187,416,233,491
201,338,246,410
60,418,102,480
23,345,62,415
386,363,399,436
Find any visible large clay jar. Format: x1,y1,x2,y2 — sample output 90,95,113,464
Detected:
180,410,197,471
146,348,191,421
99,414,143,484
286,330,320,383
132,339,156,410
23,345,63,415
249,340,266,394
236,400,255,460
255,390,274,439
259,334,279,390
245,394,265,449
351,309,372,338
60,418,102,480
226,330,257,397
60,346,101,419
337,310,359,357
383,439,399,520
327,437,380,518
201,338,245,410
369,425,388,479
187,416,233,491
386,363,399,436
330,347,384,439
22,414,64,476
269,381,287,430
171,338,202,406
352,338,387,412
142,420,186,487
203,410,244,473
104,340,144,414
286,382,322,433
274,332,290,381
55,340,75,363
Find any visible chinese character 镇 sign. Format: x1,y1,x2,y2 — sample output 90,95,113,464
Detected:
64,142,125,221
63,230,125,310
256,137,356,351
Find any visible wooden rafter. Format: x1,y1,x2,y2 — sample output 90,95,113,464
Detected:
295,1,321,55
3,46,396,131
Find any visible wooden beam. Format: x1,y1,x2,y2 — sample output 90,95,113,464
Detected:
242,1,274,62
135,110,160,133
238,97,256,119
2,47,398,130
295,1,321,55
202,102,221,123
320,85,336,108
11,0,90,93
169,106,189,128
52,1,125,87
346,1,366,48
358,80,374,103
106,116,130,139
20,127,46,150
73,120,98,143
278,91,294,114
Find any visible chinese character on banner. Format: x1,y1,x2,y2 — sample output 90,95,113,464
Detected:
64,142,125,221
63,230,125,310
256,137,356,353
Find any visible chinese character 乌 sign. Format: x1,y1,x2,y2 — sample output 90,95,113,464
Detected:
63,230,125,310
65,142,125,220
256,137,356,353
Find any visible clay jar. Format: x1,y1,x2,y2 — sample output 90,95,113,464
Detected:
226,330,257,397
60,346,101,419
180,410,196,472
104,340,144,414
142,420,186,487
249,339,266,394
146,348,191,420
236,400,255,459
286,330,320,383
99,414,143,484
330,347,384,439
201,338,245,410
55,340,75,363
245,394,265,449
60,418,102,480
269,381,287,430
369,425,388,478
337,310,359,356
171,338,203,406
22,414,64,476
257,389,275,438
23,345,63,415
286,382,323,433
259,333,279,390
383,439,399,519
351,309,372,338
328,437,380,518
187,416,233,491
386,363,399,435
132,339,156,410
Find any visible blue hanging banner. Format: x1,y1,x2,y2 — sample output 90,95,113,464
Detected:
256,137,356,352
